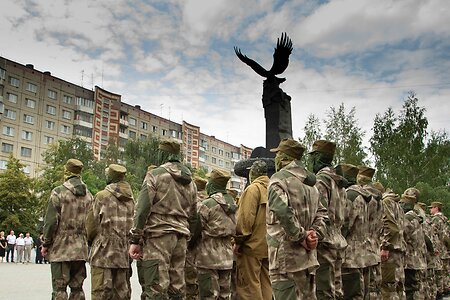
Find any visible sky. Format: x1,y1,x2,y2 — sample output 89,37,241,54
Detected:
1,0,449,154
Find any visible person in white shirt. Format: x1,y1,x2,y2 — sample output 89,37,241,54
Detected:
24,232,34,263
15,233,25,263
6,230,16,263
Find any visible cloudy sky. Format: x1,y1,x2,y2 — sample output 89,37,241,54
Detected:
1,0,449,153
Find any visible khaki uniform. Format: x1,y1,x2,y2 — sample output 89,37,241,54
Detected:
341,185,370,300
267,159,328,300
196,191,236,299
131,161,198,299
235,175,272,300
87,180,135,300
431,212,448,295
419,211,437,300
380,191,406,299
43,176,93,300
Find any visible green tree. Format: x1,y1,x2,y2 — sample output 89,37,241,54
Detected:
0,155,39,234
323,103,367,165
299,113,322,169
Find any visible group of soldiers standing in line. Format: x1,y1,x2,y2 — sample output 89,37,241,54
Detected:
40,138,449,300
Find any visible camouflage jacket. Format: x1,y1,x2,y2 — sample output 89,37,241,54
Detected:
131,161,198,246
195,192,237,269
43,176,93,262
380,192,405,252
315,167,347,250
363,185,383,267
87,181,134,268
235,175,269,259
422,213,440,268
432,212,450,260
404,210,427,270
267,160,328,275
342,185,370,268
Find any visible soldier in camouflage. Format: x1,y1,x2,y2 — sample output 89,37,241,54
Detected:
400,188,427,300
185,176,208,300
308,140,348,300
129,140,198,299
86,164,134,300
234,160,272,300
41,159,94,300
267,138,328,300
380,189,406,300
194,169,236,299
338,163,370,300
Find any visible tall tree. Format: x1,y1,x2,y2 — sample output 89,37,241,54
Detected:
323,103,367,165
300,113,322,150
0,155,39,234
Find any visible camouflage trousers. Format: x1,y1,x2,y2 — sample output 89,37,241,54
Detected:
197,268,232,300
435,269,444,295
341,268,364,300
363,263,381,299
443,258,450,292
91,266,131,300
140,233,187,299
404,268,424,300
50,260,86,300
137,260,146,300
236,254,272,300
271,270,316,300
381,250,405,300
423,269,437,300
185,250,198,300
316,246,337,299
335,250,344,299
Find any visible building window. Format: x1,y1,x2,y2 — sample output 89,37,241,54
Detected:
26,82,37,93
44,136,54,144
48,89,57,99
2,126,15,136
23,165,31,174
141,121,148,130
62,110,72,120
129,130,136,139
9,76,20,87
21,147,32,157
61,125,71,134
226,161,230,167
0,68,5,80
171,130,177,138
4,109,16,120
140,134,147,140
162,129,167,136
22,131,33,141
25,98,36,109
212,147,216,154
212,157,217,164
24,114,34,124
46,105,56,115
152,126,157,133
129,117,136,126
7,93,18,103
63,95,72,104
226,152,230,158
1,143,13,153
219,149,224,156
0,160,7,170
75,97,94,108
45,120,55,130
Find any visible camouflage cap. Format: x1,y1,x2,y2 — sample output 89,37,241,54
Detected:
429,201,443,209
417,202,427,211
65,159,83,174
270,138,305,159
207,169,231,187
248,160,267,176
147,164,157,172
401,193,417,205
159,139,181,155
358,166,375,178
382,191,400,202
309,140,336,156
106,164,127,180
193,176,208,191
403,187,420,202
371,182,385,193
339,163,359,179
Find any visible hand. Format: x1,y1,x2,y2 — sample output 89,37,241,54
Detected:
41,246,48,257
233,245,242,256
129,244,142,260
380,249,389,262
301,230,318,251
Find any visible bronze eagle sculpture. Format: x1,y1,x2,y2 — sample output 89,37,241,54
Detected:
234,32,293,83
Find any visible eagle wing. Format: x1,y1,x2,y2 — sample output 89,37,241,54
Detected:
234,46,269,78
269,32,293,76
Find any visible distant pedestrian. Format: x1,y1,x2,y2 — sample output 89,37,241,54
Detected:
6,230,16,263
16,233,25,263
24,232,33,263
34,233,43,264
0,230,6,262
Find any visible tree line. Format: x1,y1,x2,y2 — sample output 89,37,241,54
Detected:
0,92,448,235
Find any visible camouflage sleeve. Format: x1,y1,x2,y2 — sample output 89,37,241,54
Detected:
381,199,400,251
268,183,306,242
130,177,156,244
188,186,202,249
316,174,331,207
42,190,61,248
86,192,102,245
235,184,260,245
311,193,328,241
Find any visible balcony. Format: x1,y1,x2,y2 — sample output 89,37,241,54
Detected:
119,131,128,139
199,146,206,152
74,119,93,128
75,105,94,114
120,119,129,126
199,156,206,163
73,135,91,143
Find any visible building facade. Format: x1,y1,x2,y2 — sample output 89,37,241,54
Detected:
0,57,251,190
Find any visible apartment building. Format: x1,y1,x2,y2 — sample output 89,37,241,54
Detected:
0,57,251,190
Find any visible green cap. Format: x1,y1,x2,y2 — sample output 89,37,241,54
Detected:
403,187,420,202
106,164,127,181
207,169,231,188
193,176,208,191
270,138,306,159
248,160,267,177
159,139,181,155
65,159,83,174
429,201,443,210
339,163,359,179
309,140,336,156
358,166,375,178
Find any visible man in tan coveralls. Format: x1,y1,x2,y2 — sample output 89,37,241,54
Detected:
235,160,272,300
86,164,135,299
42,159,93,300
